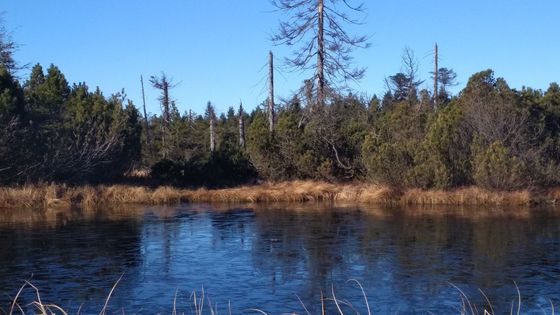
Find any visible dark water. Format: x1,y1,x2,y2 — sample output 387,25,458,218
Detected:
0,204,559,314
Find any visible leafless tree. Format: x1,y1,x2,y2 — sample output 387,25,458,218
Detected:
140,75,153,150
206,101,216,153
463,81,533,152
60,119,123,176
385,48,424,103
433,43,438,106
30,112,129,182
238,102,245,148
268,51,275,133
150,72,176,158
271,0,369,106
401,47,424,101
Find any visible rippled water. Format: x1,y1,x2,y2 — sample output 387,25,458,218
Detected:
0,204,558,314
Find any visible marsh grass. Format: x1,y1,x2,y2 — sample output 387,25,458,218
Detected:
0,181,557,210
5,279,375,315
4,279,556,315
6,276,122,315
450,282,556,315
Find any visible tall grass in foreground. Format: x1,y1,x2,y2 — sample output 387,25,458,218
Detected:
3,279,556,315
1,181,559,210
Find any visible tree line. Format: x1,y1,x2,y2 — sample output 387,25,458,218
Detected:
1,0,559,190
0,63,141,184
1,58,559,190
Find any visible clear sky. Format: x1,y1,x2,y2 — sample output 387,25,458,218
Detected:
2,1,559,116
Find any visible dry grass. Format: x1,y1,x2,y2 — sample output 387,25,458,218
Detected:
400,187,531,206
0,185,47,208
5,279,555,315
125,168,151,178
545,187,560,205
5,278,376,315
0,181,557,210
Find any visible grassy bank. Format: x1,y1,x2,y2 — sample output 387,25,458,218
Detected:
1,181,560,210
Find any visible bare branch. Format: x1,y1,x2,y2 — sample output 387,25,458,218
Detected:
270,0,369,103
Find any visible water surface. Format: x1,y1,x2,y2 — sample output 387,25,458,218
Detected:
0,204,558,314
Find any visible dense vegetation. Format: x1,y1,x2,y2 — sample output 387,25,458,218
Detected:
1,60,559,190
0,18,559,191
0,64,141,184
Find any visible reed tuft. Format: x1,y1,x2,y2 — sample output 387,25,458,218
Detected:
0,181,555,210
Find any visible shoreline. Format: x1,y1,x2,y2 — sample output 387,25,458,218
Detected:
1,181,559,210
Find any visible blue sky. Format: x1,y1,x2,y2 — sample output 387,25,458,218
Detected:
3,1,559,115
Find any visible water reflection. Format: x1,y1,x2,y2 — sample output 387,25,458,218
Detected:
0,206,144,313
0,204,558,314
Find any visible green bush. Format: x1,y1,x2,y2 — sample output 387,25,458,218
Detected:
362,136,414,187
409,103,472,189
472,140,526,190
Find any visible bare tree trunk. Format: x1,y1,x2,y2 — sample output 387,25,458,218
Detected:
268,51,275,133
316,0,325,107
271,0,368,107
149,73,175,159
209,116,215,153
162,81,169,125
161,124,167,159
206,101,216,153
140,75,152,149
434,43,439,108
162,80,170,158
239,102,245,148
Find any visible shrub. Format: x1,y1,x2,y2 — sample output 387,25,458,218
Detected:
362,137,414,187
472,140,526,190
409,103,472,189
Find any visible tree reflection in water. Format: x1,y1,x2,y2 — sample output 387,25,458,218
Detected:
0,206,144,314
0,204,558,314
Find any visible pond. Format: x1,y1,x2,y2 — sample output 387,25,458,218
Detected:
0,204,558,314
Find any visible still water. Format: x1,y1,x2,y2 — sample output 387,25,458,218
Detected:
0,204,558,314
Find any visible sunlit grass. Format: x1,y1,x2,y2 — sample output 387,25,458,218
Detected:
1,181,558,210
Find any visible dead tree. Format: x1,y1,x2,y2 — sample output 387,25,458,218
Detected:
140,75,153,149
317,0,325,105
238,102,245,148
187,109,194,129
149,72,176,158
401,47,423,102
268,51,275,133
271,0,369,106
433,43,439,107
206,101,216,153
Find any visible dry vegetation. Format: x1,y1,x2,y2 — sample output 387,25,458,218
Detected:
0,181,558,210
5,279,554,315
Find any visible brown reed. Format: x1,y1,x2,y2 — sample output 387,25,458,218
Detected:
0,181,555,210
